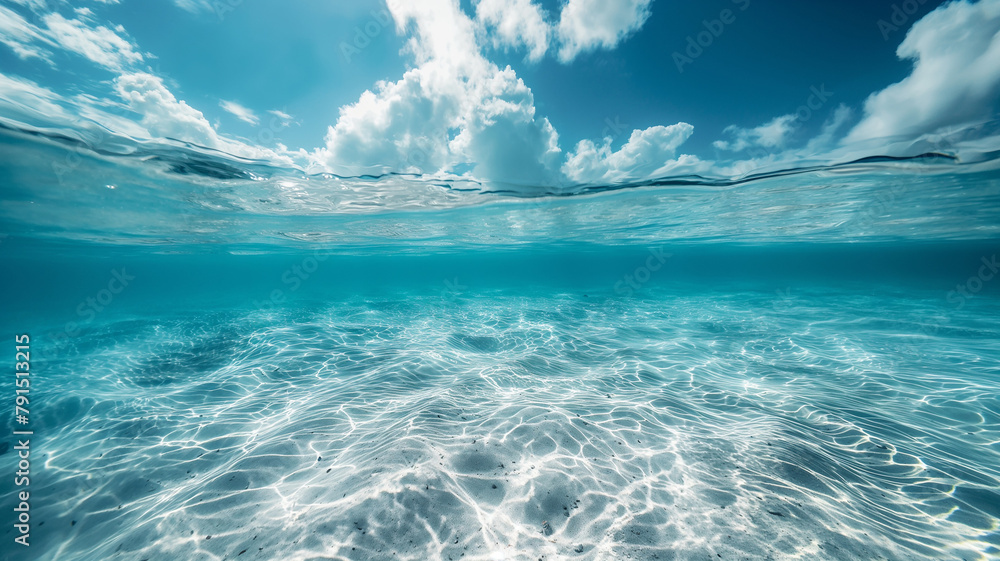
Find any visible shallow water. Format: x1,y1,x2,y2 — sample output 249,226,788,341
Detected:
1,126,1000,560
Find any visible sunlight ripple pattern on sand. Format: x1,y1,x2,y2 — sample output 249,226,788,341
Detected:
11,288,1000,561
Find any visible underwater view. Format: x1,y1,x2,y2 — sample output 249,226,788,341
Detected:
2,1,1000,560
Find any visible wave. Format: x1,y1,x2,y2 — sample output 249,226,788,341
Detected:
2,119,1000,250
0,118,990,193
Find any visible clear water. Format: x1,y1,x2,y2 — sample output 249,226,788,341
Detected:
1,125,999,560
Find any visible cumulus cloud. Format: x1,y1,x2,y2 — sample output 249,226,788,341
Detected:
316,0,676,185
317,0,561,184
563,123,701,183
471,0,654,63
710,105,856,178
556,0,652,62
2,0,674,185
713,114,798,153
0,68,296,166
0,7,301,166
113,73,300,163
846,0,1000,144
475,0,550,61
115,73,221,148
0,71,161,141
653,0,1000,176
219,100,260,125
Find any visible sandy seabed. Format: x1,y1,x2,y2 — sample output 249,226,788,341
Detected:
5,288,999,561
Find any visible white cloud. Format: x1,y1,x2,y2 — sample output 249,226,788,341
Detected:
712,105,855,177
32,0,1000,188
0,7,143,71
0,9,294,161
1,0,670,186
113,73,300,163
0,71,157,141
0,68,298,167
803,104,853,155
172,0,214,13
268,109,293,121
316,0,701,186
316,0,997,184
317,0,561,185
0,72,72,123
115,73,221,148
475,0,550,61
5,0,48,9
563,123,701,183
846,0,1000,144
219,100,260,125
0,6,52,62
556,0,652,62
471,0,655,63
714,114,797,153
42,13,143,70
266,109,295,130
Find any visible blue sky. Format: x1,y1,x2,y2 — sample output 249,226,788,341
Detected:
1,0,999,186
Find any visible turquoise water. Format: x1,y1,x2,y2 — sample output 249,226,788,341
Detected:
2,125,1000,560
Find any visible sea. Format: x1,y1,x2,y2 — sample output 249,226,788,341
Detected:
1,122,999,560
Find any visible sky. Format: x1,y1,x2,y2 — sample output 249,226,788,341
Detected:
1,0,999,187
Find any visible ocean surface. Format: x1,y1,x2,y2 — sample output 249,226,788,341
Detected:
1,124,999,561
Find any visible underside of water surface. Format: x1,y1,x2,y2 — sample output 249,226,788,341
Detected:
1,125,999,561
